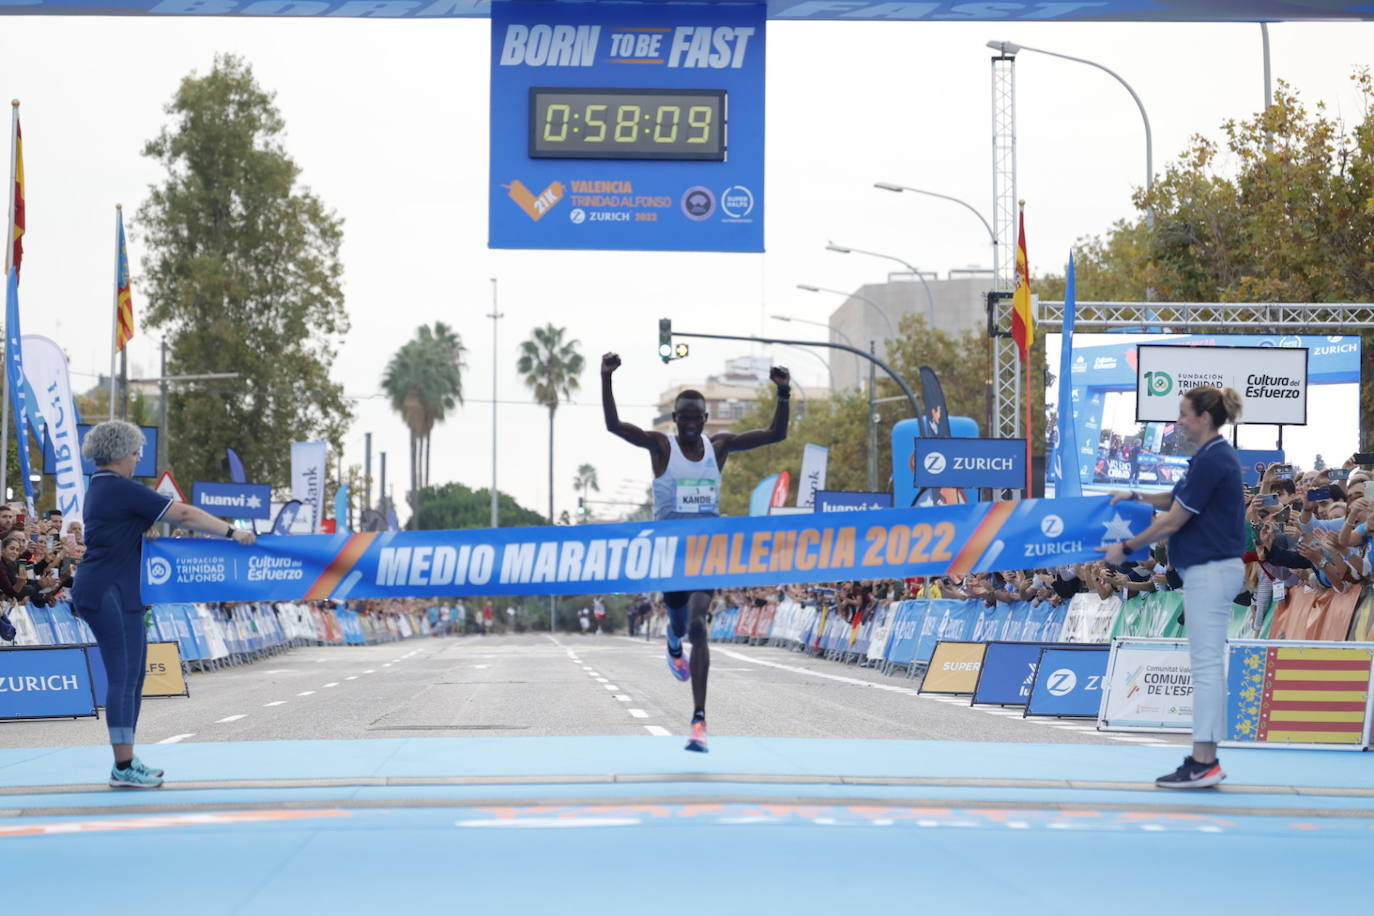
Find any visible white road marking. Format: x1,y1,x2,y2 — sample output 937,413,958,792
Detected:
603,684,619,690
263,669,296,674
345,676,358,681
157,734,195,744
262,701,286,707
586,671,600,677
613,695,632,702
474,665,491,669
362,670,376,674
627,709,650,718
298,691,316,697
382,663,392,668
595,677,609,683
1106,735,1164,742
644,726,671,736
216,714,247,723
323,682,340,688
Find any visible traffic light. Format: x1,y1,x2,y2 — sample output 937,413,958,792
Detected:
658,318,673,363
674,342,690,359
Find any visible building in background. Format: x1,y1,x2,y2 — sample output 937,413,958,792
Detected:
828,270,990,392
654,354,828,437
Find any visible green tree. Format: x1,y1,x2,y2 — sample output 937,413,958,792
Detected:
381,322,467,505
573,462,599,522
1036,73,1374,448
517,324,585,523
409,481,546,530
136,53,352,489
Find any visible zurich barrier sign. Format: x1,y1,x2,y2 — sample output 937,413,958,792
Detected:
913,437,1025,490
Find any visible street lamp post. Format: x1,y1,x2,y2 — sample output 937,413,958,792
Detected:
825,242,936,325
872,182,997,266
796,283,896,340
487,278,503,529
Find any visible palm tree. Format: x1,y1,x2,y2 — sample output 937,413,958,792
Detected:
517,324,585,523
573,462,599,523
381,322,467,505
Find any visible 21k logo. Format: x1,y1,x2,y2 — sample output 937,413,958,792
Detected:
503,179,565,221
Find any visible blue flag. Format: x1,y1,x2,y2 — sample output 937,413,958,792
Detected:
749,474,779,517
1053,253,1083,498
225,447,247,484
333,482,351,534
271,499,303,535
5,269,36,512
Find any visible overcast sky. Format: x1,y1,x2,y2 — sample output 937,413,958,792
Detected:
1,16,1371,522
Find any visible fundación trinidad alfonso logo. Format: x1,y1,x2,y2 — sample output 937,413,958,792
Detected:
923,451,947,475
503,179,566,221
147,556,172,586
1143,370,1173,397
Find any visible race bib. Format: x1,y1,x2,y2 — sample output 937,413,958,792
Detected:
675,478,719,514
1273,580,1286,602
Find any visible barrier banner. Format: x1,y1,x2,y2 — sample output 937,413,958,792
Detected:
142,496,1151,602
920,641,987,695
0,645,98,720
1225,641,1374,749
1025,646,1110,718
971,641,1072,706
1058,592,1121,643
144,641,189,697
1098,638,1192,732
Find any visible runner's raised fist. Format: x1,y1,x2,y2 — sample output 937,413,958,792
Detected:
602,352,621,376
769,365,790,388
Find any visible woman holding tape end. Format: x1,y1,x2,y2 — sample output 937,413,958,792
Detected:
1099,386,1245,789
73,421,256,789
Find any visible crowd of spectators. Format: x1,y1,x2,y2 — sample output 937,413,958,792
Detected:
0,504,85,612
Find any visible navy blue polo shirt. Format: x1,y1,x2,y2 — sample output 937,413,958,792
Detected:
71,471,173,613
1168,436,1245,571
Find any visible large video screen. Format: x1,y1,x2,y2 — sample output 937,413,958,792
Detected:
1044,333,1360,495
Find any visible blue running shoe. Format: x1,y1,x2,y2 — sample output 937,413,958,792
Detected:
132,757,164,779
667,647,690,682
109,763,163,789
685,719,708,753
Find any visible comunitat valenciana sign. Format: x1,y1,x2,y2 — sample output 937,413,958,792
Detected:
489,1,765,251
1135,344,1308,426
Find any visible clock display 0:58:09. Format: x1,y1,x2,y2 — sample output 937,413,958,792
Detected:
529,88,726,161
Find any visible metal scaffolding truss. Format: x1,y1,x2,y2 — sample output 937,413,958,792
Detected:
986,297,1374,440
990,54,1017,295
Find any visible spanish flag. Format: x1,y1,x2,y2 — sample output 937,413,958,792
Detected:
9,118,22,276
1010,208,1033,361
115,207,134,350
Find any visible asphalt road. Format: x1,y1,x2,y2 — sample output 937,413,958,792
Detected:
0,633,1186,749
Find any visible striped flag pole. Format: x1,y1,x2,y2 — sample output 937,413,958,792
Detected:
109,205,122,419
2,101,19,498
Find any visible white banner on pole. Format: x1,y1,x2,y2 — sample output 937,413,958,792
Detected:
796,443,828,508
21,335,86,527
1098,637,1193,733
290,441,327,533
1136,344,1307,425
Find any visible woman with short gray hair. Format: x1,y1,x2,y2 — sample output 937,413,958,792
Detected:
73,420,256,789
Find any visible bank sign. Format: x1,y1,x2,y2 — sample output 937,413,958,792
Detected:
1136,344,1308,425
913,437,1025,489
489,1,765,252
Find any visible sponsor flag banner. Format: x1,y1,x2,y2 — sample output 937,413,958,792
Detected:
796,444,828,508
488,1,765,252
1226,641,1373,747
5,270,36,510
1024,646,1110,718
21,335,86,526
290,441,327,533
919,640,986,695
1097,637,1192,732
143,496,1152,603
919,366,951,438
1050,252,1082,498
192,481,272,520
749,473,780,517
226,447,248,484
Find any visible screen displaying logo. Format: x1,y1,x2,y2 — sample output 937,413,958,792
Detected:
1144,370,1173,396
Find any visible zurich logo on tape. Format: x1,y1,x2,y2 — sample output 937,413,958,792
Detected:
147,556,172,586
1040,515,1065,538
923,452,947,474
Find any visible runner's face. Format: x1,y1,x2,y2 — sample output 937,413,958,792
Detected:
673,399,707,438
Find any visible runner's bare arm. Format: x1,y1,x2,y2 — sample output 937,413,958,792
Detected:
715,365,791,455
601,352,662,453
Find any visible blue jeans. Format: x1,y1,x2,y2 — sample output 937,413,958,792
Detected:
77,589,147,746
1180,558,1243,744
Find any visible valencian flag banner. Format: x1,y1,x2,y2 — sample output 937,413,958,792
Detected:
142,496,1151,603
115,209,134,349
1227,645,1373,745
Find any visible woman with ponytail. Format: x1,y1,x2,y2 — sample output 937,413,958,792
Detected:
1100,386,1245,788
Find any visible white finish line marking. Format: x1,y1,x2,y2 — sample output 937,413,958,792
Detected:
215,715,246,723
157,734,195,744
262,701,286,707
627,709,650,718
644,725,671,736
716,648,922,696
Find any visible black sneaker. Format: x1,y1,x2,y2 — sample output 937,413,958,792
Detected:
1154,755,1225,789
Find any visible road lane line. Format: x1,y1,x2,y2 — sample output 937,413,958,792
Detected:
613,695,632,702
298,691,316,696
603,684,619,690
157,734,195,744
323,682,340,688
215,715,246,723
362,670,376,674
262,701,286,707
644,726,671,736
627,709,650,718
345,676,358,681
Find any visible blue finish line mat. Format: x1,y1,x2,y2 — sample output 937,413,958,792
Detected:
3,738,1372,915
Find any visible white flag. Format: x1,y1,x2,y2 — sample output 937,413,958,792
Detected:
796,443,829,508
290,441,328,533
21,335,86,527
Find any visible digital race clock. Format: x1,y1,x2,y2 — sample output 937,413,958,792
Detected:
529,88,727,161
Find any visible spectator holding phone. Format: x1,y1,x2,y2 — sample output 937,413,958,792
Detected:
1100,385,1245,790
72,420,257,790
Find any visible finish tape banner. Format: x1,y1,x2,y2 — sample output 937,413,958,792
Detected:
142,496,1151,603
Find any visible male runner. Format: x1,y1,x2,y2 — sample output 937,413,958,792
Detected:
602,352,791,752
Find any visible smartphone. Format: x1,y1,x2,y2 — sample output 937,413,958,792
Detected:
65,534,76,548
13,513,25,528
1272,464,1294,478
1259,493,1279,508
1328,468,1351,481
46,535,59,550
1354,453,1374,467
1308,487,1332,502
28,532,41,544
